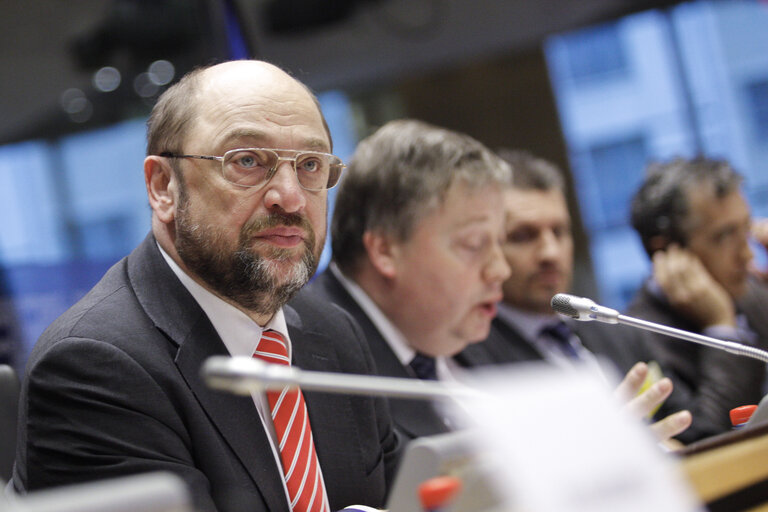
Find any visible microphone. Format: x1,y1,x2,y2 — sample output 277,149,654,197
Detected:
550,294,619,323
551,293,768,363
202,356,483,400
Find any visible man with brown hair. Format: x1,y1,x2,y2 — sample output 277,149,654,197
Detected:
15,60,401,512
628,157,768,442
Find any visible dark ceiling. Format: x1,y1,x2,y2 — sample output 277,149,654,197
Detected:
0,0,682,146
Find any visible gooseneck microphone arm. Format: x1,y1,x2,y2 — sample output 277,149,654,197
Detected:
551,293,768,364
202,356,484,400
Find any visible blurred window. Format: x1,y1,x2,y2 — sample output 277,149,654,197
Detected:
583,135,647,230
746,78,768,141
560,24,628,84
546,1,768,308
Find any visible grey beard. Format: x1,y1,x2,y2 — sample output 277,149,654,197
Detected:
232,245,315,315
175,210,318,316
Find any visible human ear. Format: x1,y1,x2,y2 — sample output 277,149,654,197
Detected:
362,231,399,279
145,156,178,224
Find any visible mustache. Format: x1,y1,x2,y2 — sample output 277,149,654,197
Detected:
535,264,562,274
238,211,317,259
243,211,312,233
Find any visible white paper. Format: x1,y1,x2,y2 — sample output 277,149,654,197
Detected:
444,362,703,512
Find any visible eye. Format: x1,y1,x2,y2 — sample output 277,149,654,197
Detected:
238,155,256,168
229,150,270,170
507,227,537,244
552,225,572,240
460,236,488,252
297,155,324,174
712,226,736,245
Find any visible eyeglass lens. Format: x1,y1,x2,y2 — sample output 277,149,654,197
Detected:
222,149,342,190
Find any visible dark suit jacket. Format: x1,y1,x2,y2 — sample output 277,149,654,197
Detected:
14,234,401,512
462,312,648,379
626,279,768,443
306,270,496,441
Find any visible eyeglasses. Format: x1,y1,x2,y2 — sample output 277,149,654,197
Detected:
160,148,345,191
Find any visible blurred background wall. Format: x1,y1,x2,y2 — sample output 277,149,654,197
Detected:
1,0,767,372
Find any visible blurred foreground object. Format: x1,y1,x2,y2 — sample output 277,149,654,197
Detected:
681,421,768,511
449,362,700,512
1,472,191,512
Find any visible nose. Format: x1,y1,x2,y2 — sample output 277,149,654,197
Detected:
262,160,306,213
740,232,754,264
483,239,511,284
539,229,560,260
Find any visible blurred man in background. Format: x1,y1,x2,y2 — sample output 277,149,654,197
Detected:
628,156,768,443
307,119,511,440
473,149,691,443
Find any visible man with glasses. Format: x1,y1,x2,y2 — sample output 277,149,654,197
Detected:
306,119,512,439
14,60,401,512
628,157,768,442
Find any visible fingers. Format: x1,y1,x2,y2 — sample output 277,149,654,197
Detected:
615,361,692,444
649,410,692,443
750,218,768,282
652,244,735,326
614,362,647,402
652,248,671,295
653,245,706,305
624,377,673,419
751,218,768,247
653,245,691,305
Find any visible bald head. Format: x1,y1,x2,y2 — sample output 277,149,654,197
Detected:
146,60,331,157
197,61,312,105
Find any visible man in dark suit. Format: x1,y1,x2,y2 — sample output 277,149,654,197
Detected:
477,150,641,371
475,150,692,443
628,156,768,443
307,119,512,439
15,60,400,512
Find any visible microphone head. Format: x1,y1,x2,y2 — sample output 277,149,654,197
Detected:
551,293,588,319
550,293,619,323
203,356,297,395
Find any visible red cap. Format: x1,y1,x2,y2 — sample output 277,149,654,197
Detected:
417,476,463,510
730,405,758,426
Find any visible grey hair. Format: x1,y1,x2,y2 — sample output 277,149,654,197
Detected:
146,66,206,156
630,156,743,256
332,119,512,275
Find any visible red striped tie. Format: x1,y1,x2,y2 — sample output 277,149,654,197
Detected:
254,330,329,512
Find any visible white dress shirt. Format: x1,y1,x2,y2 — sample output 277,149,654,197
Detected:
330,263,467,383
496,302,607,379
158,244,294,504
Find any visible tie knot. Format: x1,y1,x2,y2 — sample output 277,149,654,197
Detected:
539,321,580,360
409,352,438,381
254,329,290,366
540,321,572,343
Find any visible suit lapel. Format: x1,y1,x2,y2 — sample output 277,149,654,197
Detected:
739,279,768,345
313,272,449,438
284,305,372,493
472,317,544,364
174,323,289,512
127,235,290,512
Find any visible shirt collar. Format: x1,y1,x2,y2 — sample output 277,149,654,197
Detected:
497,301,562,343
330,263,478,383
330,263,416,366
